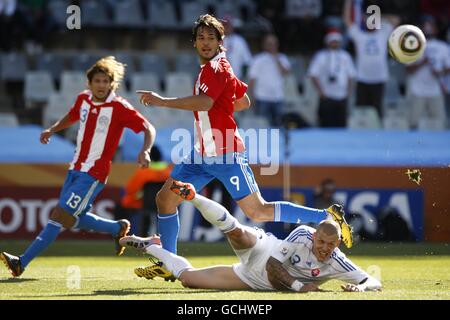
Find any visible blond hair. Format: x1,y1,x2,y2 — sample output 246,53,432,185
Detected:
86,56,126,91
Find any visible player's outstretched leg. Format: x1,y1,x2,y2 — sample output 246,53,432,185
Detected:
0,252,24,277
120,234,190,282
74,213,131,256
170,181,239,233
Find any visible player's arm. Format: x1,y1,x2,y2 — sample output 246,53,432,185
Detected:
341,275,382,292
40,113,78,144
343,0,354,29
234,93,251,112
137,90,213,111
137,122,156,168
265,257,319,293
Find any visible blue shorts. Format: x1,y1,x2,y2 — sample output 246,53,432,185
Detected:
171,150,259,200
58,170,105,216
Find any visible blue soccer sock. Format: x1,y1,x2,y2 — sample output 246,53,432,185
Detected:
274,201,327,224
20,220,62,268
157,211,179,254
75,212,121,236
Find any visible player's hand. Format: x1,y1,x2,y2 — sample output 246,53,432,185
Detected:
40,129,53,144
136,90,165,107
137,150,151,168
300,283,322,292
341,283,364,292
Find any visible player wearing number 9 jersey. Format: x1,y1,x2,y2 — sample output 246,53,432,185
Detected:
136,14,354,259
1,57,156,278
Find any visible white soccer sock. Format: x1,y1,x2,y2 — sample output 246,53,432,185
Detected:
191,194,239,233
145,245,193,278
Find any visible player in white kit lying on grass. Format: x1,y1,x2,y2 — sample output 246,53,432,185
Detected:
120,181,381,293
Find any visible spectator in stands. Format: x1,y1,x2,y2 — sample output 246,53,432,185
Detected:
120,146,171,236
406,15,450,129
314,178,338,210
343,0,400,119
248,33,291,126
308,29,356,127
18,0,57,54
0,0,18,51
222,16,253,79
284,0,324,54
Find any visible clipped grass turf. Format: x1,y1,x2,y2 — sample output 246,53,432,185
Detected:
0,241,449,300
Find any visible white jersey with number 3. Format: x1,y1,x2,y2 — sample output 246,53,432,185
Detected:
232,226,371,290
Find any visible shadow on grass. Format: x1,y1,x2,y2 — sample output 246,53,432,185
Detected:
16,287,223,298
0,278,37,283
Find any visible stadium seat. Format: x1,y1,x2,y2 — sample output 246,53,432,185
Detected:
417,118,447,131
113,0,145,27
382,114,410,130
115,52,136,82
147,0,178,29
299,77,319,125
48,0,71,26
180,1,206,28
70,53,103,71
383,77,403,111
165,72,194,98
60,71,87,100
35,52,66,81
130,72,161,93
24,71,56,107
212,1,240,20
288,55,306,92
139,53,167,83
348,106,382,129
80,0,110,27
42,93,74,129
237,114,270,129
284,74,301,102
0,52,27,82
175,52,200,80
0,112,19,127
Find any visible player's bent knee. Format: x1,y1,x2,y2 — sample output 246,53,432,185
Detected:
49,207,76,229
156,189,181,213
179,275,197,289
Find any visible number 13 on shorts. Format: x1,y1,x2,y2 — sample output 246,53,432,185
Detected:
230,176,240,191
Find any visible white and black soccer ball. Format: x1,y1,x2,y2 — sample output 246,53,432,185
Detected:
388,24,427,64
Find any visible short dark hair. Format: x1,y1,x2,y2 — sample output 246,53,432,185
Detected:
192,14,225,43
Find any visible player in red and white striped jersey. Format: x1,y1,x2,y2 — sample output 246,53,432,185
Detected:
136,15,353,259
1,57,156,277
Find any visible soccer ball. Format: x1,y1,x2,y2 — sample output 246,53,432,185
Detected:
388,24,427,64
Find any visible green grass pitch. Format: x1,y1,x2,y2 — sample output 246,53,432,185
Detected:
0,241,449,300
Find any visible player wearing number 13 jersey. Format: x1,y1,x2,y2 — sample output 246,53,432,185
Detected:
137,15,353,258
1,57,156,277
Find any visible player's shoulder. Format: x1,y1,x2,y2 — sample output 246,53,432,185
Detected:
285,225,315,243
77,90,91,99
330,248,358,272
112,94,136,110
204,57,230,75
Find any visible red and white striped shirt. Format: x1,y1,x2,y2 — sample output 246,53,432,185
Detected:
194,52,247,157
68,90,149,183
